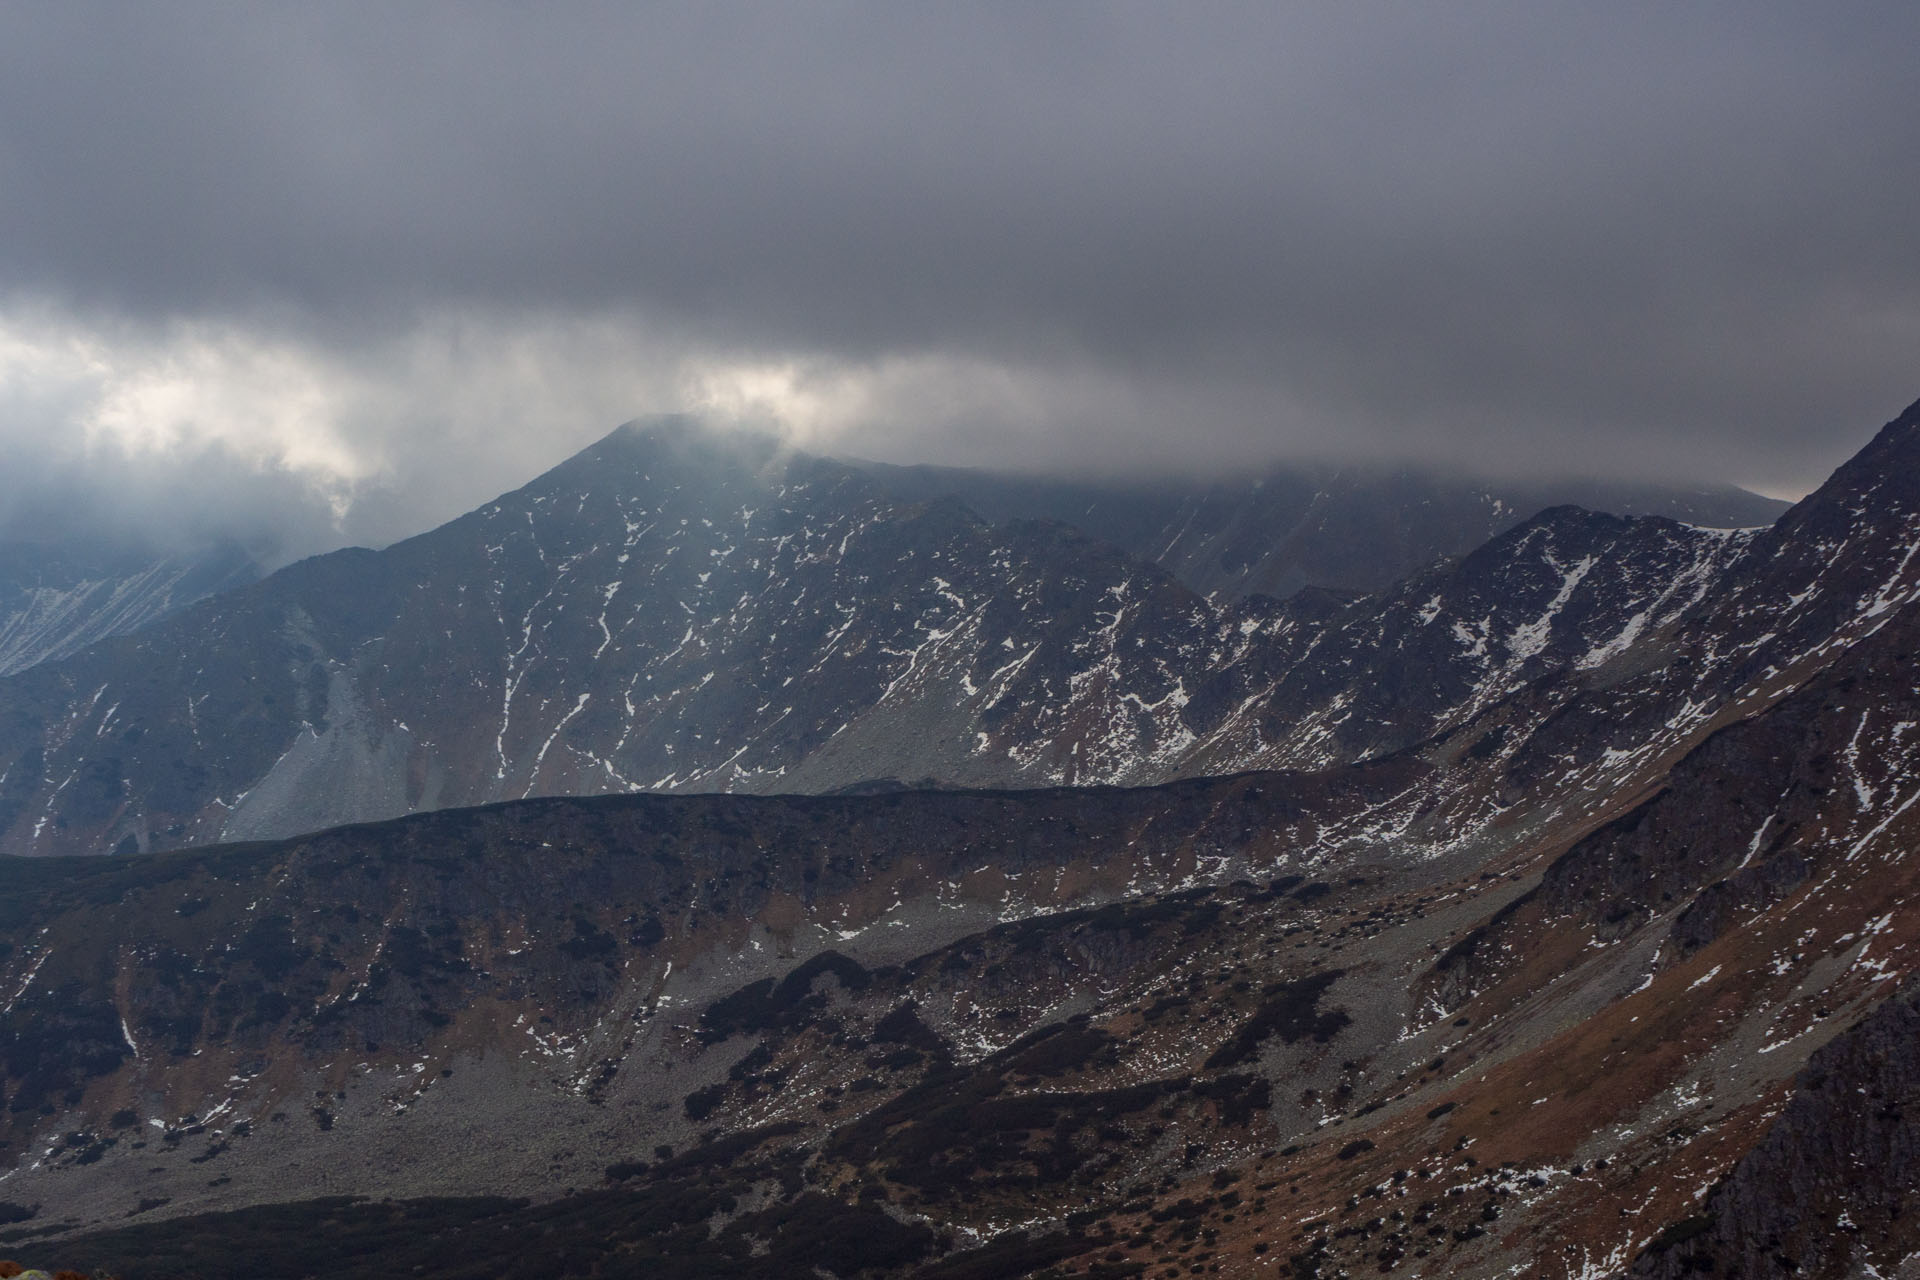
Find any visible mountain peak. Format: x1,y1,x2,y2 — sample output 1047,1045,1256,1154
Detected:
508,416,844,517
1844,393,1920,469
592,414,782,464
615,412,704,440
1766,393,1920,539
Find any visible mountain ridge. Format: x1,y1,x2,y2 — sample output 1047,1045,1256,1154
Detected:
850,455,1791,600
5,584,1920,1275
2,399,1920,1276
0,419,1802,859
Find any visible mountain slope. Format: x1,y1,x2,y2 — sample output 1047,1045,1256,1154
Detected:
0,423,1271,854
0,538,258,677
854,458,1789,600
5,578,1920,1278
2,399,1919,1277
1631,976,1920,1279
0,422,1769,859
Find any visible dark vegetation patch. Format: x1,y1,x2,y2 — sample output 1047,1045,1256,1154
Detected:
1434,890,1538,975
0,986,130,1115
1077,888,1218,940
1192,1074,1273,1126
1204,970,1350,1070
1243,874,1305,903
559,916,619,964
39,1135,928,1280
381,924,470,980
830,1053,1174,1195
1465,724,1510,761
1645,1213,1715,1254
873,1003,945,1053
1143,993,1190,1021
683,1082,728,1122
698,951,870,1043
628,914,666,948
730,1193,935,1275
929,886,1222,967
643,1121,806,1180
728,1043,776,1081
229,914,306,982
989,1023,1114,1078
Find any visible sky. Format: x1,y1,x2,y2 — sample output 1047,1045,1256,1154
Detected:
1,3,1917,561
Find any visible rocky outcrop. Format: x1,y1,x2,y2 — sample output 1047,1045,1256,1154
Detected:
1634,978,1920,1279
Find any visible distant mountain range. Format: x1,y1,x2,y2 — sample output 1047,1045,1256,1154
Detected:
0,450,1778,687
3,399,1919,1278
851,458,1787,599
0,423,1799,859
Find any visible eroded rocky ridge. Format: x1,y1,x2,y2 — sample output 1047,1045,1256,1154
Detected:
0,422,1802,858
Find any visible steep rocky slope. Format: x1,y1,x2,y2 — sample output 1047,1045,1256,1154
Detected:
0,423,1769,858
1629,974,1920,1279
1,595,1917,1277
0,539,258,678
0,400,1918,1278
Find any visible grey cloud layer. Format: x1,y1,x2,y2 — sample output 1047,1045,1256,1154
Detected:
1,2,1917,520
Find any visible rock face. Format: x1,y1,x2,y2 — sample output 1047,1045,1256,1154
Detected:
0,420,1789,858
854,458,1788,600
1633,978,1920,1280
0,538,258,678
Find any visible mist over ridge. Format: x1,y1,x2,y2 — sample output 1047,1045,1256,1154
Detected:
1,4,1915,562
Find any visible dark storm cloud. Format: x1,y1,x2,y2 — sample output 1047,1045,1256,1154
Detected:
0,1,1916,535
